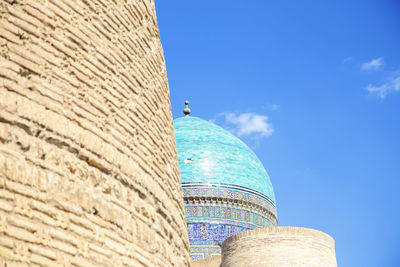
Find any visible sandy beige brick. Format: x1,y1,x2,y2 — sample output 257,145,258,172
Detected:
0,0,190,266
221,227,337,267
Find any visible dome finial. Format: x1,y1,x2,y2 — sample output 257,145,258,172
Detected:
183,100,191,116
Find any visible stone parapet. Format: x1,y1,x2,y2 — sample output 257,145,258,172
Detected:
221,226,337,267
192,256,221,267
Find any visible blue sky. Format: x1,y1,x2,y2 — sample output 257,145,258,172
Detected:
155,1,400,266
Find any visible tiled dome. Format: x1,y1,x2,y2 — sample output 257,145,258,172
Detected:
174,116,277,260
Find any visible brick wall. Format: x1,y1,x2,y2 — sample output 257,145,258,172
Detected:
192,256,221,267
0,0,190,266
221,227,337,267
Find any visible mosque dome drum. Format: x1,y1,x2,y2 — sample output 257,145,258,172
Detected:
174,115,277,260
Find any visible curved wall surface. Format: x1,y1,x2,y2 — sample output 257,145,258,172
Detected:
221,227,337,267
192,256,221,267
0,1,190,266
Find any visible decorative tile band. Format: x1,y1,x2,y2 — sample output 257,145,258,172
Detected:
187,222,251,242
183,187,277,219
190,244,222,252
190,244,221,261
187,221,248,261
183,189,277,260
185,204,276,228
182,182,275,208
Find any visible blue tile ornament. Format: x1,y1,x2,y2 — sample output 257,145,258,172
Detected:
174,116,278,260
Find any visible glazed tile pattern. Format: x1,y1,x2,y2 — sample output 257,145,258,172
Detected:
190,244,221,261
174,116,278,260
185,205,276,228
187,221,251,242
182,184,277,218
174,117,276,201
184,197,277,260
187,221,250,260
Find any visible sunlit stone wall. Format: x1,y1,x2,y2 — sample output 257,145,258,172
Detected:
221,227,337,267
0,0,190,266
192,256,221,267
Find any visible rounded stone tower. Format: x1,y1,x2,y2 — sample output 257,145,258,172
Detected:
221,227,337,267
174,115,277,260
0,1,190,266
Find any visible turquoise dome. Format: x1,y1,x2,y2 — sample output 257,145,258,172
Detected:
174,116,276,203
175,115,277,260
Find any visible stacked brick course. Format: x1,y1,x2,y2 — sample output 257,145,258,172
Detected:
0,0,190,266
192,256,221,267
221,227,337,267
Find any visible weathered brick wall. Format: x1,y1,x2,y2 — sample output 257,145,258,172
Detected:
221,227,337,267
0,0,190,266
192,256,221,267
